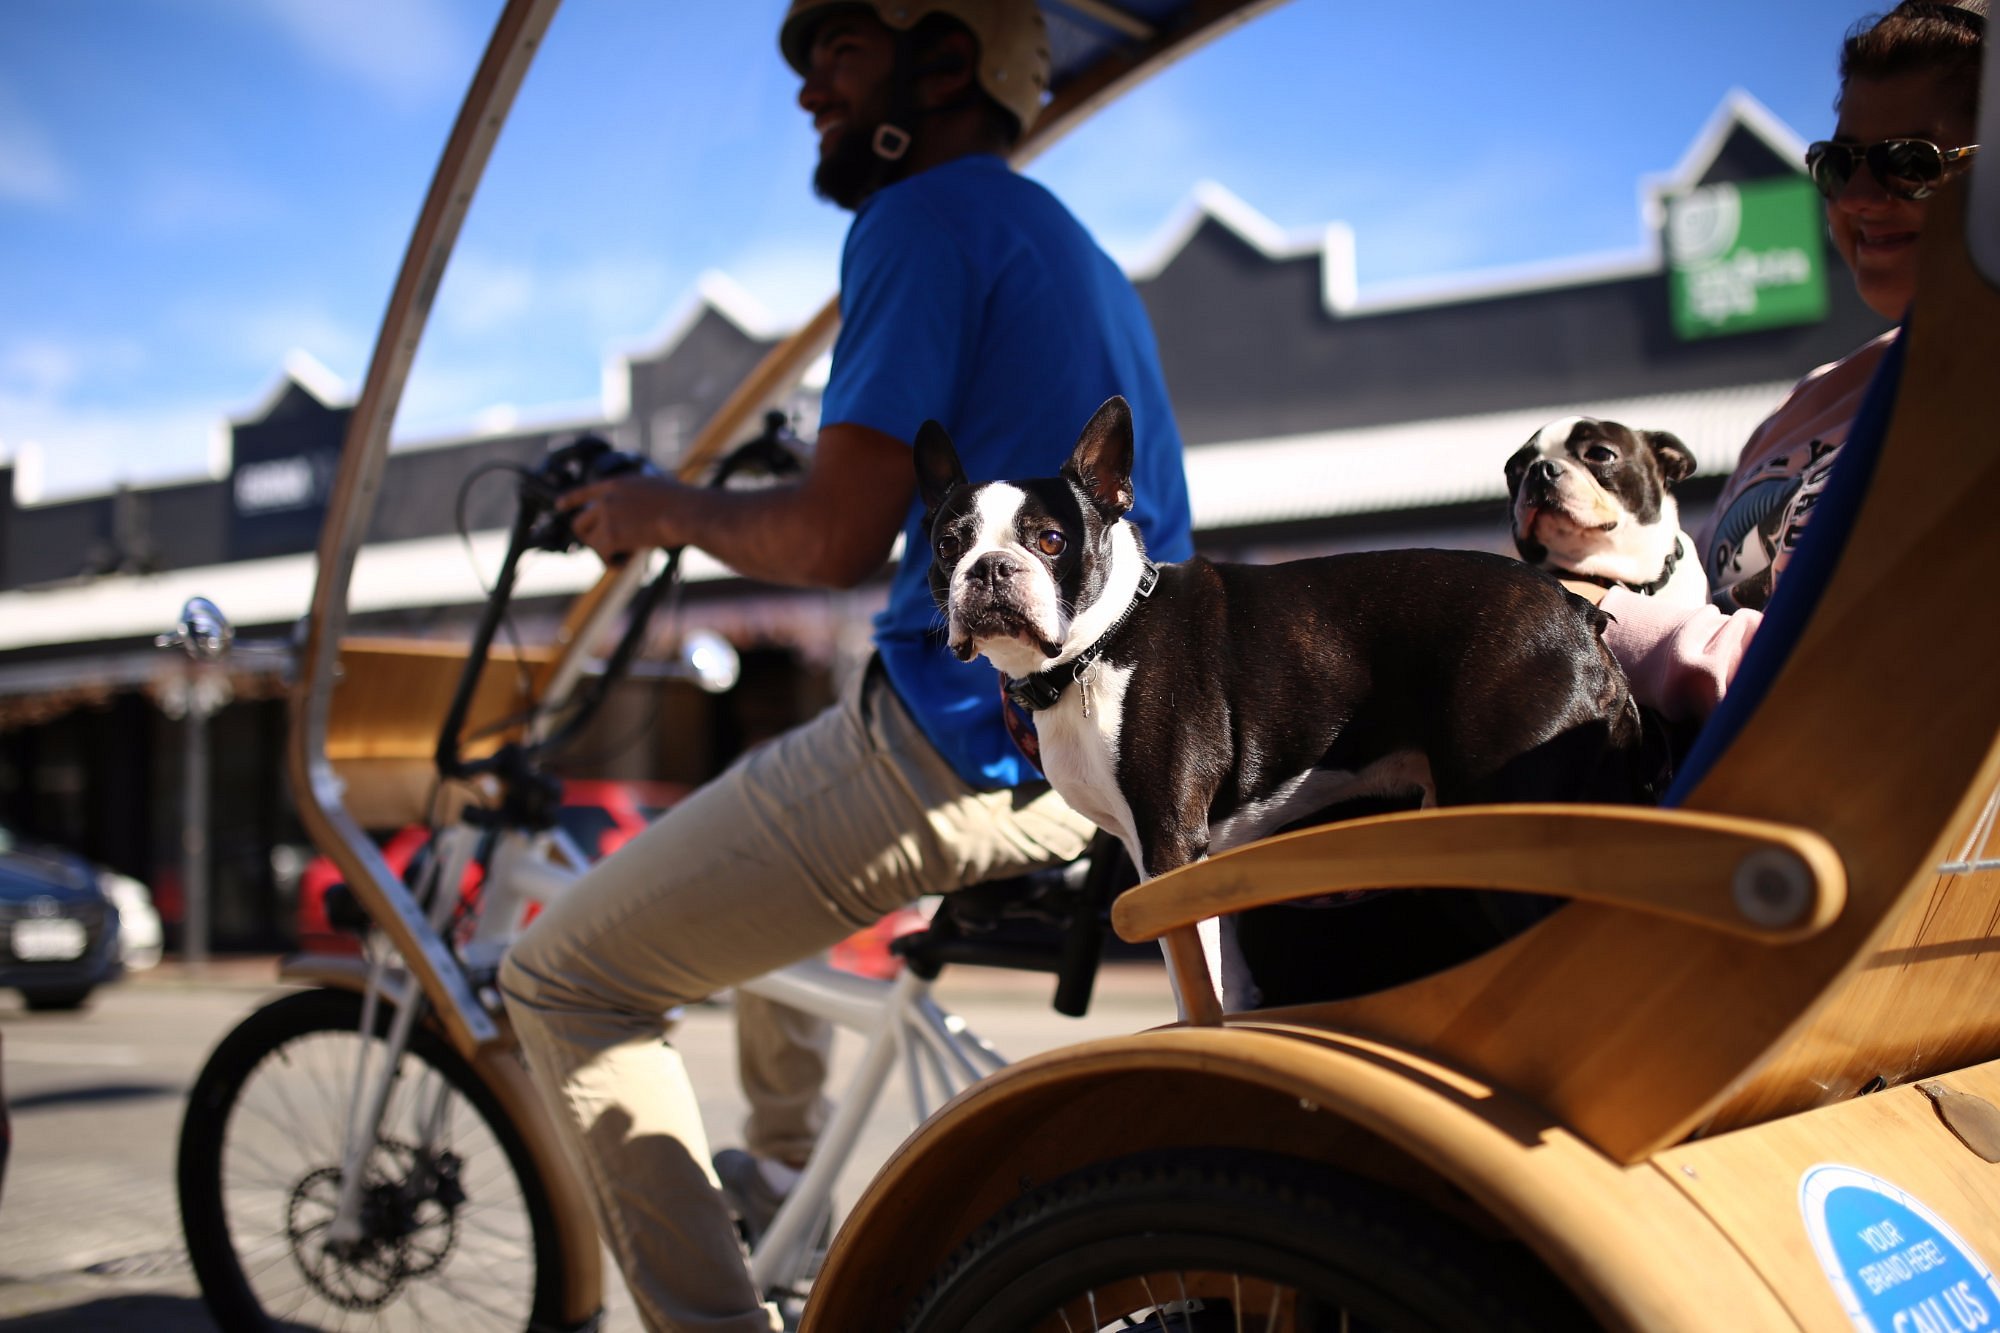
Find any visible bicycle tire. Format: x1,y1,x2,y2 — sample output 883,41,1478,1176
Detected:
900,1148,1598,1332
178,987,579,1332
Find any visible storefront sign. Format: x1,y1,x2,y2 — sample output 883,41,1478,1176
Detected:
1667,176,1829,339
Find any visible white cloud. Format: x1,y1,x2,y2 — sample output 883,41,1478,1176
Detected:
714,242,838,330
1027,85,1215,265
436,251,538,333
1341,146,1581,285
0,334,210,498
0,85,71,206
434,248,674,339
131,166,282,235
254,0,474,107
1,394,222,502
3,339,85,399
546,255,673,333
171,299,372,387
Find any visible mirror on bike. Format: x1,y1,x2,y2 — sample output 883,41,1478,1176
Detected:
157,596,235,662
673,629,740,694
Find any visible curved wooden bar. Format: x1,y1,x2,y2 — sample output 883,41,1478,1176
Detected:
1114,804,1847,946
287,0,561,1056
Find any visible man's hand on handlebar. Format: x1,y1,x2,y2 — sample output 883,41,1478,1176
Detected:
559,474,701,560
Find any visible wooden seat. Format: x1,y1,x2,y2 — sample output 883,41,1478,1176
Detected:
1113,181,2000,1164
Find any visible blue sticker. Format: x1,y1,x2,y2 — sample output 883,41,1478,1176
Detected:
1801,1164,2000,1333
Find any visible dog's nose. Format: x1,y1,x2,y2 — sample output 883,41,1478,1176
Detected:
966,552,1020,589
1530,458,1564,486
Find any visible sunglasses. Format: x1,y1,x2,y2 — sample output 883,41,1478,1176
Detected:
1805,138,1980,202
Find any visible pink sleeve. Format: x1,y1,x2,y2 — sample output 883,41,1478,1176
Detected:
1599,588,1763,722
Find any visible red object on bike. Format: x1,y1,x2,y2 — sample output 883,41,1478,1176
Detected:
829,904,932,980
294,779,686,956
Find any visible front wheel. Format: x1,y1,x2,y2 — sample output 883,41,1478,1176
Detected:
902,1149,1596,1332
178,987,577,1332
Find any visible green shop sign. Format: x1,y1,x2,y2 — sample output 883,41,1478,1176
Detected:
1666,176,1829,340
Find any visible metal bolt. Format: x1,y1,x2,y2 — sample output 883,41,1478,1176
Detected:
1732,848,1813,929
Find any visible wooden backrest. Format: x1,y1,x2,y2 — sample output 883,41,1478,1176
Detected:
1293,183,2000,1162
325,637,552,828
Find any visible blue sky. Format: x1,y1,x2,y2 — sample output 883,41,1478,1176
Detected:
3,0,1858,502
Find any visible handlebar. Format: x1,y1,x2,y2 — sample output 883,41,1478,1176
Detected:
433,417,803,806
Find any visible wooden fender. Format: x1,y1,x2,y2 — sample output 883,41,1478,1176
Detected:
802,1023,1797,1332
278,957,604,1327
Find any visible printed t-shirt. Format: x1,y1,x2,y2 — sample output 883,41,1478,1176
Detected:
1701,330,1896,611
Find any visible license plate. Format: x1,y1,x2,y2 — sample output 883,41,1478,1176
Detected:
13,917,87,962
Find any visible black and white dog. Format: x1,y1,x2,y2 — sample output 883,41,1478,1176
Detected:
918,397,1660,1008
1506,416,1707,609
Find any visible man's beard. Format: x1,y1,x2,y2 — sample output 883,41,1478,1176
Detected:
814,118,905,210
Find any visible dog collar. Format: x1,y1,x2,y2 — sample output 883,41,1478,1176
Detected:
1003,561,1159,713
1555,535,1687,597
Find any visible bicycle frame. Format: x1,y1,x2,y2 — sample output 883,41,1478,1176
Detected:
312,810,1008,1295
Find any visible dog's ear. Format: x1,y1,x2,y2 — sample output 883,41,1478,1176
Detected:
1646,431,1696,487
914,420,968,514
1063,396,1136,519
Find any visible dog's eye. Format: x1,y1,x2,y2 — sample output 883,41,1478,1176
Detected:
1036,530,1067,557
933,532,961,560
1583,445,1617,464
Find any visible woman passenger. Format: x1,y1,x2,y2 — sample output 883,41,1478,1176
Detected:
1569,0,1984,719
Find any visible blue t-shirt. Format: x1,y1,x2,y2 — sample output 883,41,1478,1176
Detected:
820,153,1193,790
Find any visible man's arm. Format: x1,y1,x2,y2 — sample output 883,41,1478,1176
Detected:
558,422,917,589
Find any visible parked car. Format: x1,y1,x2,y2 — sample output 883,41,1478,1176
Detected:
295,778,688,955
0,824,125,1010
99,871,163,971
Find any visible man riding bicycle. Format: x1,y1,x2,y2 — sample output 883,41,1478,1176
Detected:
498,2,1193,1327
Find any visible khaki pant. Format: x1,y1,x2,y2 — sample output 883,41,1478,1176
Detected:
499,662,1095,1332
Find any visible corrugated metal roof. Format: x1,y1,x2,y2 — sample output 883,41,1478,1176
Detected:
1183,380,1795,531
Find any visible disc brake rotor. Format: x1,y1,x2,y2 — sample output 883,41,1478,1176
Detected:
284,1139,463,1311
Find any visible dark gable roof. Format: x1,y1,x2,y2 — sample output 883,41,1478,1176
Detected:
1699,121,1810,187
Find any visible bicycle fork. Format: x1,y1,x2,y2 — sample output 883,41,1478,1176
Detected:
326,828,482,1248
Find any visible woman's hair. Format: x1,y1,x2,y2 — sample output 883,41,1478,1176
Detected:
1841,0,1987,123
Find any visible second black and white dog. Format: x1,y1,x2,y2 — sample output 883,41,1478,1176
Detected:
1506,416,1707,608
918,397,1662,1008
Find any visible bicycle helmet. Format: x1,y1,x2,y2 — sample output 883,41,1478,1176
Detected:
779,0,1051,137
